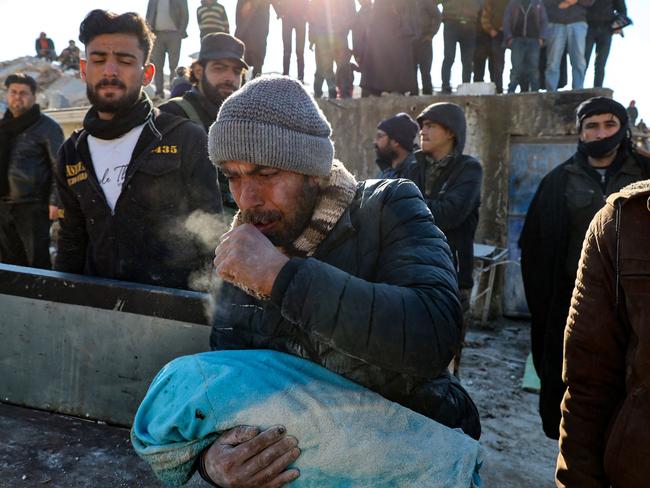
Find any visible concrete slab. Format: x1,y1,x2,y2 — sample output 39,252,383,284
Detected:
0,402,204,487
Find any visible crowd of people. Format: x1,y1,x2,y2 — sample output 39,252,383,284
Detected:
0,2,647,487
35,1,631,98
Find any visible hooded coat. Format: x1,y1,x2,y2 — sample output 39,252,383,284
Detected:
557,180,650,488
402,103,483,290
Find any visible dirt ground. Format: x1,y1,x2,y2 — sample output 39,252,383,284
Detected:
462,318,558,487
0,318,557,488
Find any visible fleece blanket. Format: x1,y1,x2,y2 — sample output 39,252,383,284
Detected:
131,350,482,487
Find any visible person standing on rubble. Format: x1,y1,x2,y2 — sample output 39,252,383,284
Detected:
519,97,650,440
0,73,63,269
54,9,221,289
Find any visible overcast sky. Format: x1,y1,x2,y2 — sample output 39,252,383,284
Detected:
0,0,647,121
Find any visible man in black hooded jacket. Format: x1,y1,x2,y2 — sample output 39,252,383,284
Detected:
519,96,650,440
55,10,222,290
402,102,483,377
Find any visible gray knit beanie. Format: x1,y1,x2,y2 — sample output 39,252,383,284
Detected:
208,75,334,176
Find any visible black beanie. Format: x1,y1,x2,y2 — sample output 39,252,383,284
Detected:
576,97,628,131
377,113,419,152
416,102,467,154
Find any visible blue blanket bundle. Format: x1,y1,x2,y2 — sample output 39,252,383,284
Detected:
131,350,482,487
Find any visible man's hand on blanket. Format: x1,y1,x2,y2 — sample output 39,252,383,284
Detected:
202,424,301,487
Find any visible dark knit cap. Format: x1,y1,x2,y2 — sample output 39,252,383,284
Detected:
417,102,467,153
199,33,248,69
209,75,334,176
377,113,419,152
576,96,628,131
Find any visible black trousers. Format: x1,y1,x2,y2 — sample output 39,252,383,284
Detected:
442,20,477,91
473,30,505,93
413,38,434,95
282,17,306,80
585,22,612,88
0,202,51,269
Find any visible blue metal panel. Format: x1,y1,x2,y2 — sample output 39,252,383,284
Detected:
504,140,576,317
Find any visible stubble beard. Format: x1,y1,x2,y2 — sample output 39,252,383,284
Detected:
239,177,320,248
87,79,142,114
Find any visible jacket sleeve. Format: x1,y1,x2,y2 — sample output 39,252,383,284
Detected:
44,121,65,206
271,180,462,378
578,0,595,6
54,142,88,274
426,159,483,231
556,204,627,488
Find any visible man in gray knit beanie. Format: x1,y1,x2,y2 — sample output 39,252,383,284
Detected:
200,75,478,487
209,74,334,177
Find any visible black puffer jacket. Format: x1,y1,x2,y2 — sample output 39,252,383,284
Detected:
211,178,481,439
403,151,482,290
3,113,63,205
55,110,222,290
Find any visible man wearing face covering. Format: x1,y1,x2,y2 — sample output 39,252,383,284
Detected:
519,96,650,440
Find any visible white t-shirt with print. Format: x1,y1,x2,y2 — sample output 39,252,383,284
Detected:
87,124,146,213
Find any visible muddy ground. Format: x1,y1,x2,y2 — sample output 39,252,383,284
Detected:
462,318,558,487
0,318,557,487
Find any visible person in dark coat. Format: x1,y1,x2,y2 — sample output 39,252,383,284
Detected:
359,0,418,96
411,0,442,95
519,97,650,440
474,0,509,94
160,33,248,211
0,73,63,269
195,75,480,486
585,0,627,88
402,102,483,377
504,0,549,93
235,0,273,78
276,0,308,82
35,32,56,61
308,0,356,98
351,0,373,94
374,112,419,178
55,10,222,290
439,0,483,93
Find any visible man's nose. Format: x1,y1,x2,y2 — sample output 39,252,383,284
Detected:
102,59,119,77
238,181,264,209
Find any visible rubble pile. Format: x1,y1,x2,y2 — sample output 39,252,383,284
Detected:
0,56,87,112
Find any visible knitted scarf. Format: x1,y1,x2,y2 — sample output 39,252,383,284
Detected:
230,160,358,299
83,93,153,140
0,104,42,197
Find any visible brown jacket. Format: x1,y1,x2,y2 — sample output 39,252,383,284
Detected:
557,179,650,488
